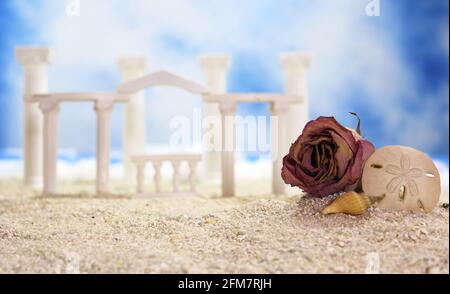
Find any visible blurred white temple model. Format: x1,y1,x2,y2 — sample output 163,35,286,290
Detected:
15,47,311,197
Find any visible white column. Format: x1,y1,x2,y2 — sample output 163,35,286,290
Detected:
199,54,231,178
15,47,51,187
118,57,147,180
219,101,236,197
95,100,114,194
280,53,311,143
40,100,59,195
270,101,289,195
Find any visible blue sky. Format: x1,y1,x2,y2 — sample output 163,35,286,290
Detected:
0,0,448,161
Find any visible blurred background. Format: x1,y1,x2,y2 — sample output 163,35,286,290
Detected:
0,0,448,180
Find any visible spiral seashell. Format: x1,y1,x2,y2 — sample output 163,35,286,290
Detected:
321,191,374,216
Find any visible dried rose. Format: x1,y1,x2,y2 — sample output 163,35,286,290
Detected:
281,116,375,197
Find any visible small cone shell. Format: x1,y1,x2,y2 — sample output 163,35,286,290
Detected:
321,191,371,216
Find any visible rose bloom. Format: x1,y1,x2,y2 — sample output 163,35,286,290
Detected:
281,116,375,197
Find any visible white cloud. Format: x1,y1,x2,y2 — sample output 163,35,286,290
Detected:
6,0,448,157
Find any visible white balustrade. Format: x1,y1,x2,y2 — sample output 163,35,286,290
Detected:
132,154,202,196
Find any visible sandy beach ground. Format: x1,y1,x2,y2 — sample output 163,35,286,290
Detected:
0,177,448,274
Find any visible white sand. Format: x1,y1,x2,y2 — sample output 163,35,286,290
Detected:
0,179,448,274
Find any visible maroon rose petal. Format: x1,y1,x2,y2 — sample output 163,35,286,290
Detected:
281,116,375,197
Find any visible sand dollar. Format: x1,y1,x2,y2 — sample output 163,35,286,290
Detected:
362,145,440,212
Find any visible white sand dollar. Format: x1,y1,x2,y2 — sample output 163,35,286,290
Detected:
362,145,441,212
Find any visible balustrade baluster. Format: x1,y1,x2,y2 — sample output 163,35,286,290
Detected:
188,161,197,193
153,161,162,193
172,161,181,192
136,162,145,194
